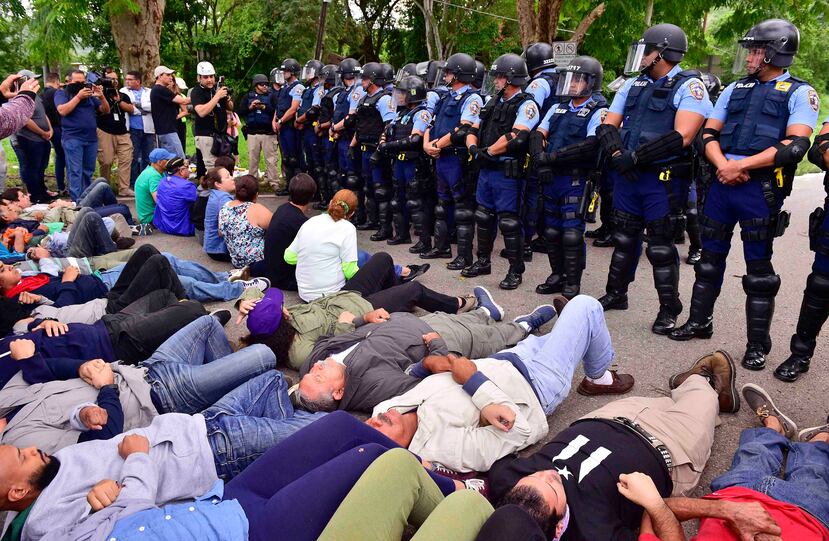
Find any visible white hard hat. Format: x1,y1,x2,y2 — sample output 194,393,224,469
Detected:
197,61,216,76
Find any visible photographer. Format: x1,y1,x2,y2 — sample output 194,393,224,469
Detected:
9,70,53,204
96,70,135,197
55,70,111,201
191,61,234,169
239,74,278,185
150,65,189,158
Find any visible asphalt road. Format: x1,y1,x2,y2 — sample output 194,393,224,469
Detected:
127,171,829,501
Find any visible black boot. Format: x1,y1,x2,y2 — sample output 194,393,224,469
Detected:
387,197,411,245
462,206,496,277
447,204,474,270
686,211,702,264
741,273,781,371
670,251,724,341
498,214,524,290
561,229,585,300
409,197,432,253
598,229,639,311
774,272,829,381
421,201,451,259
647,243,683,335
536,228,564,295
370,198,393,241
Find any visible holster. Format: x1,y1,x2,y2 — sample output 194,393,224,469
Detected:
578,178,598,222
773,210,791,238
809,206,826,252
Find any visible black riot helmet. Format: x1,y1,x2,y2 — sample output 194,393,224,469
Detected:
395,63,419,84
442,53,476,84
489,53,530,87
337,58,362,80
280,58,301,74
624,23,688,74
301,60,323,83
734,19,800,74
524,42,556,73
379,63,395,86
699,72,722,101
393,75,427,106
361,62,385,87
420,60,445,88
473,60,486,90
320,64,339,86
555,55,603,98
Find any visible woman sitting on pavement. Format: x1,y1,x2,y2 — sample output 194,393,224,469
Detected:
201,166,235,262
218,174,272,269
285,189,428,303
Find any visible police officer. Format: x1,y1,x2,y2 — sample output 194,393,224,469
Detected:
531,56,609,298
330,58,364,221
296,59,325,197
421,53,483,262
522,42,559,259
774,117,829,381
473,60,487,95
464,53,540,290
380,63,395,93
595,23,712,335
272,58,305,192
380,75,432,246
238,74,278,190
670,19,819,371
352,62,397,240
312,64,343,208
418,60,449,114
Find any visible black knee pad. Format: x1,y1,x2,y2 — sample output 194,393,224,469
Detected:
390,198,401,212
807,271,829,297
645,242,675,266
455,206,474,224
406,198,422,213
694,250,726,284
561,228,583,248
611,229,639,252
497,213,522,235
742,271,781,298
543,226,562,244
344,172,361,190
374,185,392,202
435,201,449,221
474,206,497,227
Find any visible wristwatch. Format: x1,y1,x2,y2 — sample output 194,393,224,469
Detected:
100,383,119,395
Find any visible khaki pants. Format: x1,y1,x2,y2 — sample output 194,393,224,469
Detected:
581,374,720,496
247,133,280,188
423,309,528,359
96,129,133,193
195,135,218,169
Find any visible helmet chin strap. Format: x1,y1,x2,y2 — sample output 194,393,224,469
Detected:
640,52,663,76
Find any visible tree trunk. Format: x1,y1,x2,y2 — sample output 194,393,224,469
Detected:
571,2,606,46
542,0,564,43
516,0,536,48
109,0,166,84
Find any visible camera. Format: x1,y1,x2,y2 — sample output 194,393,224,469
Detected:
88,71,119,100
217,76,233,97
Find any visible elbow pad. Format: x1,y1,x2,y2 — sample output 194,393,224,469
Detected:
529,130,546,157
702,127,720,147
305,106,320,122
633,130,685,164
450,124,471,146
773,136,811,167
505,128,529,154
808,133,829,170
595,124,623,156
554,137,599,165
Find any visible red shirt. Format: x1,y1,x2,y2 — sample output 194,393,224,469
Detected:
639,487,829,541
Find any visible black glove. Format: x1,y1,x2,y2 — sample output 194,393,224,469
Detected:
470,145,491,164
377,141,388,155
533,151,555,168
347,146,356,161
611,150,639,181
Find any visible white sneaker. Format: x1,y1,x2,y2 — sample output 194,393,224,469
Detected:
229,266,250,282
241,277,270,292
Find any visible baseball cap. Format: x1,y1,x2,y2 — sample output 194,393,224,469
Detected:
148,148,176,163
154,65,175,78
175,76,188,90
246,288,285,337
16,70,42,80
197,61,216,76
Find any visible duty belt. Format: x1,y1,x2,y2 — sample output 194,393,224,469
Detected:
609,416,673,471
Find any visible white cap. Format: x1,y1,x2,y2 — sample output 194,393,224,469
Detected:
175,76,188,90
153,65,175,78
197,61,216,76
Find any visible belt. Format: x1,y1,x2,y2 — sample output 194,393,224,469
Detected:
607,416,673,471
440,147,468,157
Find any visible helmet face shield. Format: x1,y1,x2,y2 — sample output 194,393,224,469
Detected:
394,70,407,85
734,41,768,75
300,66,318,82
272,71,286,85
623,42,648,74
555,71,594,98
393,88,409,106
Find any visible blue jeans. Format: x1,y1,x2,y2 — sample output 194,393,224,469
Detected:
62,137,98,201
66,207,118,258
204,370,325,480
492,295,614,414
357,249,402,278
143,316,277,414
129,128,153,184
156,132,185,158
51,127,66,191
12,137,51,203
711,427,829,528
78,178,117,207
99,254,243,301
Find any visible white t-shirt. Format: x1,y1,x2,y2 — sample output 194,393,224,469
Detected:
288,213,359,301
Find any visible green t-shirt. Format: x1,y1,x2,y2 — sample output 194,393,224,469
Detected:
2,501,34,541
134,166,163,224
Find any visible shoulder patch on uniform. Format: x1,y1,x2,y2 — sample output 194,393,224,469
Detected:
525,102,538,119
387,97,396,112
530,81,539,90
688,80,705,101
808,89,820,112
419,110,430,122
774,81,792,92
469,100,480,116
600,109,608,122
352,91,361,100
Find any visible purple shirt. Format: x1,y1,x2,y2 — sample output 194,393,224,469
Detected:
153,174,198,236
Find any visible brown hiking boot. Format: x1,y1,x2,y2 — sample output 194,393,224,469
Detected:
741,383,798,439
552,295,569,316
577,371,634,396
669,350,739,414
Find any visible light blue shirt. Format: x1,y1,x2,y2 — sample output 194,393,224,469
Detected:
710,71,820,160
449,84,484,125
348,85,366,113
288,82,305,104
426,90,442,114
126,88,145,130
106,480,249,541
203,189,233,254
392,107,432,134
538,97,608,136
525,68,557,108
364,88,397,122
311,83,324,107
608,64,713,117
